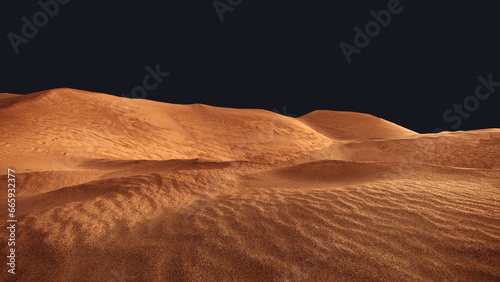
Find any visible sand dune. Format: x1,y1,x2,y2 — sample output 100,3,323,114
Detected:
0,88,331,172
0,88,499,281
300,129,500,169
298,110,417,140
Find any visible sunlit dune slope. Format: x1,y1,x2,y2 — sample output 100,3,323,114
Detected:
0,88,332,172
298,110,417,140
301,129,500,169
0,88,499,281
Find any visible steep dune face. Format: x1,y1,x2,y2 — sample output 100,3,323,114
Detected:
0,88,499,281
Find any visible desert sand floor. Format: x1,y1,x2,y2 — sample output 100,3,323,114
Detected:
0,88,499,281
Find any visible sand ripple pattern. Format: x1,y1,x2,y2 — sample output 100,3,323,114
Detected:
5,166,499,281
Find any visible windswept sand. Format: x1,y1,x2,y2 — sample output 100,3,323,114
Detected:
1,88,499,281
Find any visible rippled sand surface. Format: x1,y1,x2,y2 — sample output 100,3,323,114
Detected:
1,89,499,281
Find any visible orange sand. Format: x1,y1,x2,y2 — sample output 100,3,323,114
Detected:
0,88,499,281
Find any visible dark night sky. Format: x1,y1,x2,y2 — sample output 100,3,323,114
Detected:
1,0,499,133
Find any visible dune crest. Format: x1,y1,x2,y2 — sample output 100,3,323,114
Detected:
298,110,417,140
1,88,499,281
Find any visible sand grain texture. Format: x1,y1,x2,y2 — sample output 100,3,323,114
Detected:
0,88,499,281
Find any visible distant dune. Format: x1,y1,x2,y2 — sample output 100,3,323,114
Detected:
1,88,499,281
298,110,417,140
